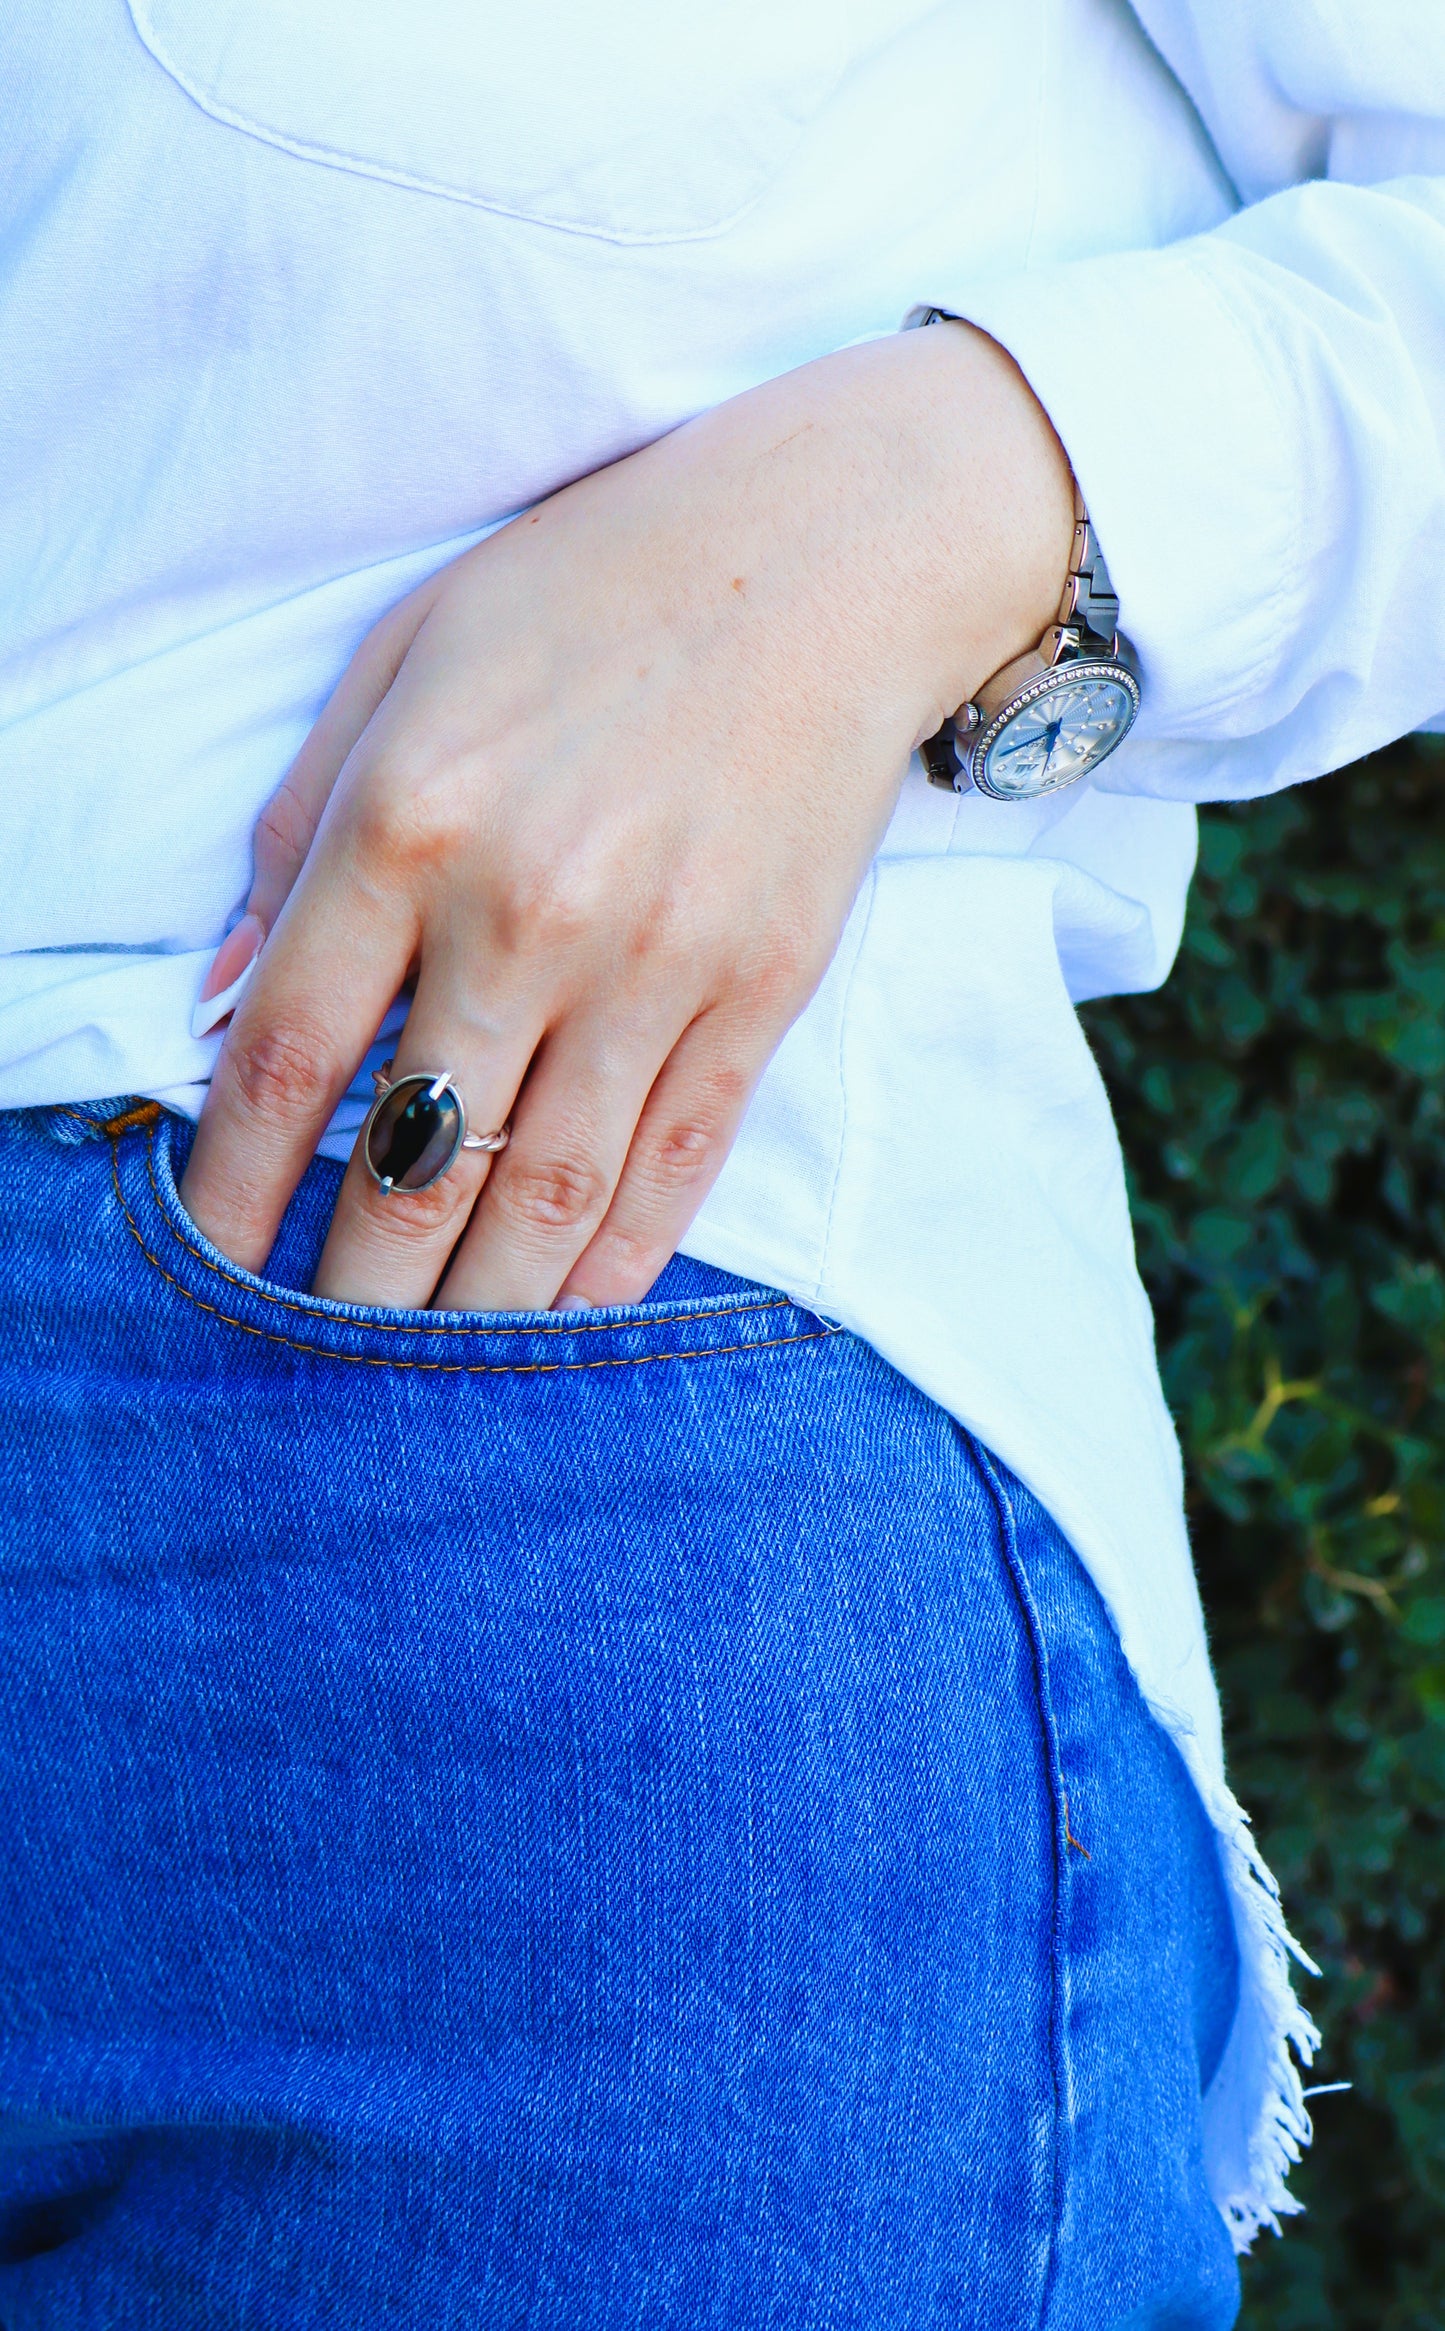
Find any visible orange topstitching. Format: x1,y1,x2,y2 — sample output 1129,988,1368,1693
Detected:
107,1122,831,1376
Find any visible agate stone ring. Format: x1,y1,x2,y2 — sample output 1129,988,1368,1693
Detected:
360,1062,511,1197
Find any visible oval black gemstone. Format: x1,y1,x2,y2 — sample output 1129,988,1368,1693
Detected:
364,1078,464,1193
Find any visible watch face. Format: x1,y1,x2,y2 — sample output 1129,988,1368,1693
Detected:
975,666,1139,801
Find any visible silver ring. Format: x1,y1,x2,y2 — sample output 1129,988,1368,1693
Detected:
360,1061,511,1196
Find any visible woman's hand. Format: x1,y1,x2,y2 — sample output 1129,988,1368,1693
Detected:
180,323,1074,1311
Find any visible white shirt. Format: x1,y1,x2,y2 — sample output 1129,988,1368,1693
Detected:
5,0,1444,2247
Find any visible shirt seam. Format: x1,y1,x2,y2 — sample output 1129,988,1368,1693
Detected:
814,861,880,1304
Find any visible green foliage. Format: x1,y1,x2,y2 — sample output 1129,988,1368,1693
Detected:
1082,738,1445,2326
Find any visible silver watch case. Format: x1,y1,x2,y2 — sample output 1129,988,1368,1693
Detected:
931,640,1141,803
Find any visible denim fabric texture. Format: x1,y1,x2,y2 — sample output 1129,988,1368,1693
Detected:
0,1105,1241,2329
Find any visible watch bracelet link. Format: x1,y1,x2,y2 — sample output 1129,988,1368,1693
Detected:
1055,503,1121,662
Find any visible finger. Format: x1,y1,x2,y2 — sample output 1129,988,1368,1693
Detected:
552,1012,766,1309
309,973,546,1310
180,863,412,1272
249,577,442,931
192,581,442,1044
432,1007,684,1314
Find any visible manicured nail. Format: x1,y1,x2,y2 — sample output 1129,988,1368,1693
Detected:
554,1293,593,1312
192,913,262,1038
200,913,263,1002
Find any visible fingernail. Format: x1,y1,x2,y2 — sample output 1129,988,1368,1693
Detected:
200,913,263,1002
554,1293,593,1313
192,913,263,1039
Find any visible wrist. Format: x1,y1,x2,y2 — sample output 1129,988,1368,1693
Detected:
806,322,1078,747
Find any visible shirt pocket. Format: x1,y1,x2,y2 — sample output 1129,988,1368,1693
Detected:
126,0,852,244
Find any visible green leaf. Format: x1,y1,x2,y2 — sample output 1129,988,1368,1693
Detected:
1402,1599,1445,1649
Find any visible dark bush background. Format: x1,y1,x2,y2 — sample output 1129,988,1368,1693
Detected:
1082,736,1445,2326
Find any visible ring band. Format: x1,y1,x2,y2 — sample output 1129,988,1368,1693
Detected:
361,1062,511,1196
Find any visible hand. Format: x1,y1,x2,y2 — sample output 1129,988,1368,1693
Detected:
180,323,1074,1310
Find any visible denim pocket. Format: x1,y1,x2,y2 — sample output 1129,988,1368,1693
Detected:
107,1109,833,1379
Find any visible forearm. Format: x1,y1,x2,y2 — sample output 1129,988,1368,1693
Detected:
605,321,1078,759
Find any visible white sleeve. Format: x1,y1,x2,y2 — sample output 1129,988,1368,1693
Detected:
934,1,1445,802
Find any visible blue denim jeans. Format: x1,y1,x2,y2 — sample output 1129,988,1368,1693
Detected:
0,1105,1241,2329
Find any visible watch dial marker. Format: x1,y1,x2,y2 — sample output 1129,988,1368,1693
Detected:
979,674,1136,798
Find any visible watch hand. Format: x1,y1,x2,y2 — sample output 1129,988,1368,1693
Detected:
1003,718,1056,763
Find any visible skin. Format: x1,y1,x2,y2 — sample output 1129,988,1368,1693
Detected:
180,321,1075,1312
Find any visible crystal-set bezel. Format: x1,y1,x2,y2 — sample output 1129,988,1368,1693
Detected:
968,659,1141,802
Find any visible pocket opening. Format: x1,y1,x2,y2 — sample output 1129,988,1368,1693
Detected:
106,1111,831,1375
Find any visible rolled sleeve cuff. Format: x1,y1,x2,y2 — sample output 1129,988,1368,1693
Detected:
911,242,1305,746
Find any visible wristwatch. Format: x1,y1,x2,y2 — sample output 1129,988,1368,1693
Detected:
912,307,1141,802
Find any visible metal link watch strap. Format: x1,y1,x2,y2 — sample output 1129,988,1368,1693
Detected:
1053,500,1121,662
